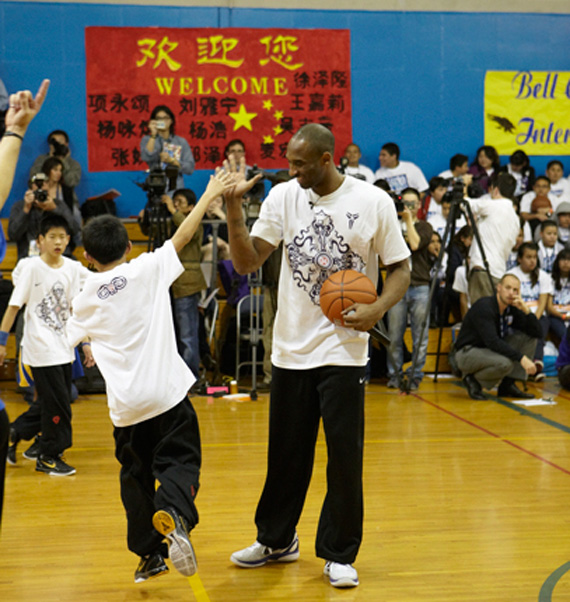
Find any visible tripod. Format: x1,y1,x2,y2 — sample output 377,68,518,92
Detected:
144,195,171,251
403,188,495,394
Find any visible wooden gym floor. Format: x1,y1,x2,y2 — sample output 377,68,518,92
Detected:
1,375,570,602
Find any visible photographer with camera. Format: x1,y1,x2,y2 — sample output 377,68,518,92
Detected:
140,105,194,192
29,129,81,191
8,170,77,260
386,187,434,390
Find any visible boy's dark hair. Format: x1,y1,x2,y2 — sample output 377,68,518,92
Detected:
489,172,516,200
173,188,197,206
381,142,400,159
429,176,447,192
540,220,557,232
39,213,71,237
83,215,129,265
400,187,420,199
547,160,564,171
450,153,468,171
373,178,391,192
535,175,551,186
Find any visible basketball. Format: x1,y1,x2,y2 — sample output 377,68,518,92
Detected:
319,269,377,326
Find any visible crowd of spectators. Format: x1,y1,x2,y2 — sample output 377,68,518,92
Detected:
5,106,570,395
339,141,570,391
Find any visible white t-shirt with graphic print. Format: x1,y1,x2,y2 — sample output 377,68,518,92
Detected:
373,160,429,193
67,241,194,427
250,176,410,369
9,256,88,367
550,276,570,314
506,265,553,313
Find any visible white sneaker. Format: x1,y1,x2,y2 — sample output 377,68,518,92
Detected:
324,561,359,588
230,533,299,568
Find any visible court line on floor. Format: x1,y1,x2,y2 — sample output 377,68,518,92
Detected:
538,560,570,602
187,573,211,602
415,395,570,476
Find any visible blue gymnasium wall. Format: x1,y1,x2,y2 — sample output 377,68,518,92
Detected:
0,3,569,217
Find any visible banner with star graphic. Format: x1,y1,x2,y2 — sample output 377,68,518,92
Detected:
85,27,352,172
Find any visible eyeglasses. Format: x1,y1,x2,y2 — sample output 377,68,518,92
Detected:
155,115,171,121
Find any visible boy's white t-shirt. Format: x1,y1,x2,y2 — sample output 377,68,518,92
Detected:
374,160,429,193
250,177,410,370
9,256,88,367
550,276,570,313
537,239,564,273
506,265,553,312
67,241,194,427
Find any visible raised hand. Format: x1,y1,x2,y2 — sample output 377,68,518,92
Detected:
5,79,50,135
205,169,238,199
222,156,264,203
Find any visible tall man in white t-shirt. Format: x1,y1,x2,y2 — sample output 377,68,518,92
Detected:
468,172,520,304
226,124,411,588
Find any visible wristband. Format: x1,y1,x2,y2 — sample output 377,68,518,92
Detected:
4,131,24,142
150,135,157,139
0,331,9,346
81,342,91,347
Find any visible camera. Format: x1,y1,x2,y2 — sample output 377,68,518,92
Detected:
155,120,166,130
31,173,48,202
142,169,168,198
49,137,68,157
139,165,179,204
388,191,405,214
246,165,268,202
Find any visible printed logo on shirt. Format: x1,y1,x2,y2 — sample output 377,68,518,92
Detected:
386,174,409,194
35,280,70,335
346,212,359,229
286,210,364,305
97,276,127,300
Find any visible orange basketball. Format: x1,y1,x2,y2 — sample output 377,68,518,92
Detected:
319,269,377,326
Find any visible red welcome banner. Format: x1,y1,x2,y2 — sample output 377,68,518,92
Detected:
85,27,352,172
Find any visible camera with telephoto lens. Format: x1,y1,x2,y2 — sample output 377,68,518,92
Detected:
142,168,168,198
140,165,179,205
31,173,48,202
49,137,68,157
388,190,405,215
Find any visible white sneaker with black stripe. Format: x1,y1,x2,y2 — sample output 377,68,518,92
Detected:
230,533,299,567
324,561,359,588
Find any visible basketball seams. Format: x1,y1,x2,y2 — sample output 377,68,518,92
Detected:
319,269,377,324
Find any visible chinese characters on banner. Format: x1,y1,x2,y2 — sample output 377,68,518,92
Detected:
85,27,352,172
484,71,570,155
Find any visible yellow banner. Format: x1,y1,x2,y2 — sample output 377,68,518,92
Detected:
484,71,570,155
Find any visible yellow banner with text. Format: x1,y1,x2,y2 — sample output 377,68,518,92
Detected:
484,71,570,155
